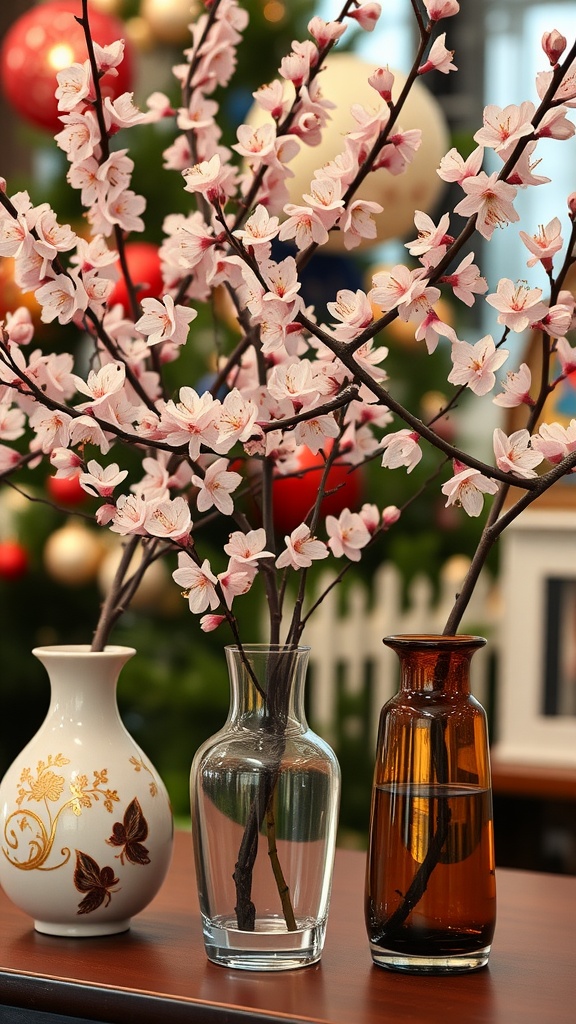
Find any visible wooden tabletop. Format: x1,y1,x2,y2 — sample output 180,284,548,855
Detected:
1,831,575,1024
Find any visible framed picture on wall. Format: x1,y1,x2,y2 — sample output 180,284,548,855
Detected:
494,508,576,766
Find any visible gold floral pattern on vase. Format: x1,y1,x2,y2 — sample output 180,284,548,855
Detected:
129,755,159,797
2,754,120,872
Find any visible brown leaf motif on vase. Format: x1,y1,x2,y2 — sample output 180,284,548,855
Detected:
74,850,120,915
106,797,151,866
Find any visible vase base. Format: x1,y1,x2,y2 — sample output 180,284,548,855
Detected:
34,919,131,938
203,914,326,971
369,942,491,974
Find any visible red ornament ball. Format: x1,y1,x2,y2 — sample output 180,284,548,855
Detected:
0,1,133,133
0,540,29,581
272,445,364,537
108,241,164,315
46,472,87,507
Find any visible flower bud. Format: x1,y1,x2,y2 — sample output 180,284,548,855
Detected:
382,505,401,529
567,192,576,218
542,29,567,66
368,67,395,102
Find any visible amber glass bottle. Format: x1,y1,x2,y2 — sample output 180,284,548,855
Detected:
365,635,496,973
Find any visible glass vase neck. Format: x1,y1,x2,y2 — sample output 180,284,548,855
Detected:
384,635,486,695
224,644,310,733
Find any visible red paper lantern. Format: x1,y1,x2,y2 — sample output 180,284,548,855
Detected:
272,445,364,537
107,241,164,315
0,1,133,133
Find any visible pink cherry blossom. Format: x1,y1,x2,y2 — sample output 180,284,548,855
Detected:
473,102,535,155
172,553,219,613
214,389,259,453
192,458,242,515
79,460,129,498
347,3,381,32
381,430,422,473
72,362,126,410
144,496,192,541
493,363,534,408
340,199,383,249
556,337,576,376
454,171,519,240
485,279,548,332
4,307,34,345
275,524,329,569
437,145,484,185
448,336,509,396
423,0,460,19
55,61,93,111
0,399,24,441
301,177,344,230
531,421,576,464
223,529,274,568
217,568,252,608
505,141,551,188
519,217,563,269
69,415,112,455
542,30,567,65
135,295,197,348
441,461,499,517
278,205,329,249
439,252,487,306
159,387,220,460
233,205,280,247
532,303,574,339
418,33,457,75
405,211,452,258
369,264,424,313
200,614,226,632
368,67,395,102
307,16,347,48
382,505,401,528
326,509,371,561
535,106,575,141
493,428,544,478
35,273,89,325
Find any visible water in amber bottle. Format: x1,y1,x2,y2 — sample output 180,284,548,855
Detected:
365,635,496,973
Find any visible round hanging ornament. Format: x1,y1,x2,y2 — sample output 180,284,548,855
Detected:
140,0,200,46
107,241,164,316
0,0,134,133
246,52,449,250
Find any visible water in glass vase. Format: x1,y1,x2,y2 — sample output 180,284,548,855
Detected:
194,754,339,970
365,782,496,973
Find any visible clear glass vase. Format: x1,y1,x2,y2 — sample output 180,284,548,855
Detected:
365,635,496,974
190,644,341,971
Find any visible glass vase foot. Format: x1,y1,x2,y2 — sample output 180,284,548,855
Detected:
202,914,326,971
369,943,491,974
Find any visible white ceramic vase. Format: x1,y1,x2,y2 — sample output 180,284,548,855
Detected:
0,645,174,937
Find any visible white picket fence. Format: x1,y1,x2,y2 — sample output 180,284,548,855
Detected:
274,558,501,748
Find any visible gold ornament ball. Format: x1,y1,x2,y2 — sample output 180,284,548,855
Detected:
43,522,105,586
98,544,172,611
140,0,200,45
248,52,449,250
88,0,124,16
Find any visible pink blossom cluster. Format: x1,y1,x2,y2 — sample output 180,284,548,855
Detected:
1,0,576,643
